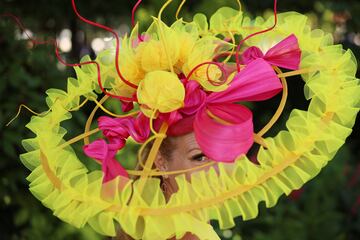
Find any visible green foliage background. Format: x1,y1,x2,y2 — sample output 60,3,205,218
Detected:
0,0,359,239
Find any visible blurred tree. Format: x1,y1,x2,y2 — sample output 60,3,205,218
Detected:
0,22,101,239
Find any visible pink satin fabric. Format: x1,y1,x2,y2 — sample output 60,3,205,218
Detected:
241,34,301,70
168,58,283,162
84,113,150,182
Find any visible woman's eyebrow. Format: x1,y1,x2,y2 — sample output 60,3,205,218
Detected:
187,148,201,154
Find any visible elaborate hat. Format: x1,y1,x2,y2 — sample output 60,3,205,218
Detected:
20,0,360,239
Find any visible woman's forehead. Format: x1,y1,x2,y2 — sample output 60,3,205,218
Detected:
173,132,200,152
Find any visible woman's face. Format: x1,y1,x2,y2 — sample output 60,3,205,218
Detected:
168,132,212,176
155,132,213,196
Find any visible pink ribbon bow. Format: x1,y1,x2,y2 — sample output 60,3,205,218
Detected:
242,34,301,70
83,113,150,182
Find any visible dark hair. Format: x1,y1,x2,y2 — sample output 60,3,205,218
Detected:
135,136,175,177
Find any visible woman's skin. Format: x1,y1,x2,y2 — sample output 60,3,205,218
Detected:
154,132,214,240
154,131,213,197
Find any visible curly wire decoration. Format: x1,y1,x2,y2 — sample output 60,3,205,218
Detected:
235,0,278,72
132,0,144,42
71,0,139,90
205,62,228,86
186,61,229,87
0,12,135,102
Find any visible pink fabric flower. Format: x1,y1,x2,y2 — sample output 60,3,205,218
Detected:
83,113,150,182
83,138,128,182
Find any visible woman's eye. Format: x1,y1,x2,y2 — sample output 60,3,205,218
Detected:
191,153,208,162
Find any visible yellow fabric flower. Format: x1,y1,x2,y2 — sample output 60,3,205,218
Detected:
95,34,144,97
137,22,180,73
171,21,198,71
120,35,145,83
137,71,185,113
